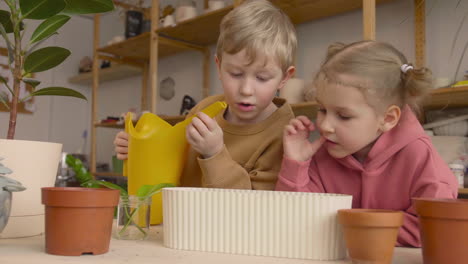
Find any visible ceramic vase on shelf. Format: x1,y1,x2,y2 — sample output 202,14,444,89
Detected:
125,10,143,39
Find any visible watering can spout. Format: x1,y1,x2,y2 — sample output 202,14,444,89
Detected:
124,101,227,224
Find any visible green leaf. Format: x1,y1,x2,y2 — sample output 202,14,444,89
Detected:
20,0,66,20
0,76,7,84
63,0,114,14
86,179,128,196
30,15,70,44
22,78,40,88
24,47,70,73
0,10,13,33
136,183,175,199
29,87,87,100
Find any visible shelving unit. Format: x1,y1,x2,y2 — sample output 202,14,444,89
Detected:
68,64,142,85
425,86,468,109
86,0,414,176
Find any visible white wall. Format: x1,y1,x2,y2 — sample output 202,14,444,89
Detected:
1,0,467,167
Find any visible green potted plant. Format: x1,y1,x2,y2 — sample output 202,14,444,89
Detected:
0,0,115,238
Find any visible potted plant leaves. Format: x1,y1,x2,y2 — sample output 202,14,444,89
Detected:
0,0,115,238
65,155,174,240
0,157,25,234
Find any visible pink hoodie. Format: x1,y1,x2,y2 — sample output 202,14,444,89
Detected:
276,106,458,247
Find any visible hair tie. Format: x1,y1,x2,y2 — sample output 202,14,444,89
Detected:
401,64,414,73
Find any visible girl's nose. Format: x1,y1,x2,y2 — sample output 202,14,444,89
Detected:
318,115,335,134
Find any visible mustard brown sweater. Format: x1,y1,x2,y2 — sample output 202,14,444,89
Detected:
180,94,294,190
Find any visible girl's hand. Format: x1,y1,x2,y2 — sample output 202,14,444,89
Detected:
283,116,325,162
186,112,224,159
114,131,129,160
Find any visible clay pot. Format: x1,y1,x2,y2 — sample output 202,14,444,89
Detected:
413,198,468,264
41,187,120,256
338,209,403,264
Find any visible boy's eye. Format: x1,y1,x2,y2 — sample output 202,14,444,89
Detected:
230,72,243,78
256,76,269,82
318,107,326,114
338,114,351,120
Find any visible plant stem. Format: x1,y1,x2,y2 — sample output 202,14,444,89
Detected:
6,0,21,139
119,205,147,236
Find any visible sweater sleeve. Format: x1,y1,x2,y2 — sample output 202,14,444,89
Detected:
197,143,280,190
275,156,325,193
397,140,458,247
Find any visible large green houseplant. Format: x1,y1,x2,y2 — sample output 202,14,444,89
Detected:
0,0,115,139
0,0,115,238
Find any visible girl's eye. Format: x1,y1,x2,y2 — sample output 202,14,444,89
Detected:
318,107,326,114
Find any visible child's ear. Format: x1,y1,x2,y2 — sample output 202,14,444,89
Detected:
379,105,401,132
215,55,222,80
278,66,296,90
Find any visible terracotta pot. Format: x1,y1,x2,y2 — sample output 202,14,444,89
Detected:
41,187,120,256
413,198,468,264
338,209,403,264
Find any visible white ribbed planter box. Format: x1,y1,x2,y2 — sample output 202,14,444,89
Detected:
163,188,352,260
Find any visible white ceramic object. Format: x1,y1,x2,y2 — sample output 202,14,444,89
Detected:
163,188,352,260
423,114,468,136
175,6,197,22
0,139,62,238
162,14,175,27
208,0,226,11
279,78,305,104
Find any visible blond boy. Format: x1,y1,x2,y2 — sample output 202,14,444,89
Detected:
115,0,296,190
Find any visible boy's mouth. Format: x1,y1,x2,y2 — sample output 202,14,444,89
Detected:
236,102,255,111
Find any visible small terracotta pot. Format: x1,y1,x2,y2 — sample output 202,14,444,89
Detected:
41,187,120,256
338,209,403,264
413,198,468,264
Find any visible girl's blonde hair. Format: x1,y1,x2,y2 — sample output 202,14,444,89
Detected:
313,41,432,114
216,0,297,73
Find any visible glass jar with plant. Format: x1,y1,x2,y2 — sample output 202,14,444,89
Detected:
65,154,174,240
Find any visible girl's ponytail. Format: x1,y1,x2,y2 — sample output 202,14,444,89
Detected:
401,65,433,114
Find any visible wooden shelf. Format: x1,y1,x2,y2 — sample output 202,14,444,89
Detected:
98,0,395,61
157,6,233,46
272,0,394,25
459,188,468,195
291,101,318,119
68,64,142,85
94,115,186,128
97,33,202,61
425,85,468,109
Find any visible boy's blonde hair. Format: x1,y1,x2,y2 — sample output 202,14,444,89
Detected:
313,41,432,114
216,0,297,73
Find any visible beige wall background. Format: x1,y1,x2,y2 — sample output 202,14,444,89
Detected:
0,0,467,167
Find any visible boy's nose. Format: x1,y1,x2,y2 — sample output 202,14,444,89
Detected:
239,79,254,96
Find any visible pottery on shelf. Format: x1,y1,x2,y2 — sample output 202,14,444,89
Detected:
41,187,120,256
413,198,468,264
338,209,403,264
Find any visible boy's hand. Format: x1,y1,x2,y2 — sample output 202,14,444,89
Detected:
114,131,129,160
283,116,325,162
186,112,224,159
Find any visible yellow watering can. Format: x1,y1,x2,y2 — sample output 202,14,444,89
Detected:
124,101,227,224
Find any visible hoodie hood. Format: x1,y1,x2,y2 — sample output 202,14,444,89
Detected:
335,105,428,173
